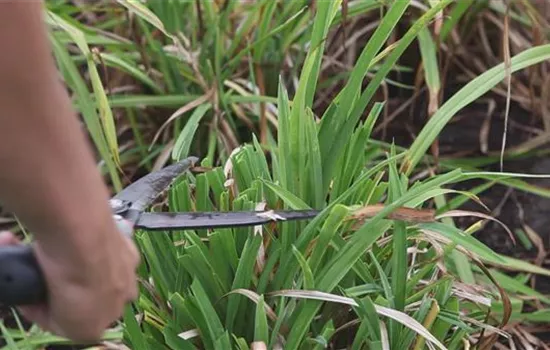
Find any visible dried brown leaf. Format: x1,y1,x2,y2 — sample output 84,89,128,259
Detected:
500,5,512,171
474,258,512,350
152,139,175,172
480,99,496,154
348,204,436,224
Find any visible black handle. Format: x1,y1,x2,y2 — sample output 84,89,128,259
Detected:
0,244,46,305
0,217,133,306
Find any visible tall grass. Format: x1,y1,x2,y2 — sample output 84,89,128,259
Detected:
2,1,550,349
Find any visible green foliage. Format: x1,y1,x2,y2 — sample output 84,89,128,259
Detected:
4,1,550,349
115,2,550,348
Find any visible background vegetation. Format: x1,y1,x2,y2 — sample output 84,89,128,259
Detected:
1,0,550,349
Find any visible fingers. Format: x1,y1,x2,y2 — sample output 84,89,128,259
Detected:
119,223,140,302
121,239,140,304
11,220,141,344
2,232,52,334
0,231,19,245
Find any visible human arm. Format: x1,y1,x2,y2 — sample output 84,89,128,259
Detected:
0,0,139,343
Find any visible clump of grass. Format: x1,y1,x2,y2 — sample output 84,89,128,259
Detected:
2,1,550,349
46,0,332,179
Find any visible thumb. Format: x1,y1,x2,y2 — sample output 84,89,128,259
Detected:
0,231,19,245
113,216,134,238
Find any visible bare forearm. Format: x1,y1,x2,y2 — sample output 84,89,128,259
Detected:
0,1,116,255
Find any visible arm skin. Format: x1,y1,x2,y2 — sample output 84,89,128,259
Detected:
0,1,139,343
0,0,112,259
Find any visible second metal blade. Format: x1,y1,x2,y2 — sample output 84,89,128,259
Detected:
134,210,321,230
112,157,198,213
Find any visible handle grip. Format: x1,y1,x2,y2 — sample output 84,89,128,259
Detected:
0,244,46,305
0,216,134,306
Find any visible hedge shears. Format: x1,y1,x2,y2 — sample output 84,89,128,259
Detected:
0,157,320,306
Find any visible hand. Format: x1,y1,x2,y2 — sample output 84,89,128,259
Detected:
0,222,140,344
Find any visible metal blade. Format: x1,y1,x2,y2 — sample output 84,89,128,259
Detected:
112,157,198,212
133,210,321,230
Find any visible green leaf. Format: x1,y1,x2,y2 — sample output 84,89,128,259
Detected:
304,108,324,208
353,296,382,343
276,79,292,192
520,309,550,322
420,221,505,264
292,245,315,290
417,27,440,92
254,295,269,343
100,52,163,94
123,305,148,350
405,44,550,172
47,12,121,167
260,180,311,209
318,169,462,291
225,235,262,332
312,320,335,350
308,204,349,273
492,255,550,277
319,0,450,192
163,324,196,350
106,94,201,108
190,280,225,346
431,296,459,342
440,0,475,41
253,1,277,63
0,321,18,350
369,251,394,309
172,103,212,161
48,24,122,191
487,269,550,304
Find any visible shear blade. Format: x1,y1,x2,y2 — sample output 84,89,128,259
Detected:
134,210,321,230
112,157,198,214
